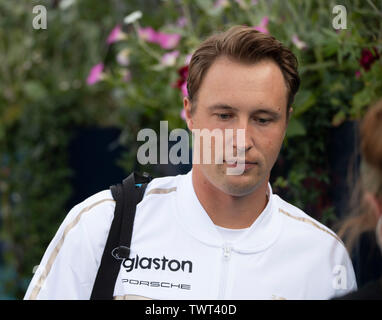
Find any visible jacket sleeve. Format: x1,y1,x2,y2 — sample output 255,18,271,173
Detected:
24,192,115,300
328,240,358,299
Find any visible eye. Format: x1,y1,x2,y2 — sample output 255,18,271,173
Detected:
216,113,233,121
256,117,272,125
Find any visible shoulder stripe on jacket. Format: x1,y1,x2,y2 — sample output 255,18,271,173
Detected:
279,208,342,244
28,198,115,300
145,187,177,196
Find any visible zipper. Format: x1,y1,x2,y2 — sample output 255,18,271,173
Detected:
218,243,232,299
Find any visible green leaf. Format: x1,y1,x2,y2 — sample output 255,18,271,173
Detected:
300,62,336,73
329,82,345,93
23,81,48,101
1,104,22,125
286,117,306,137
150,64,168,72
292,90,316,117
274,176,289,188
332,110,346,127
329,97,342,107
351,89,372,117
194,0,224,16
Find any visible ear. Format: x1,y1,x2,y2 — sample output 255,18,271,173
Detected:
364,192,382,221
183,97,194,131
287,106,293,123
282,106,293,140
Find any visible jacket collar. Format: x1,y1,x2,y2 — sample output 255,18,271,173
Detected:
174,169,283,253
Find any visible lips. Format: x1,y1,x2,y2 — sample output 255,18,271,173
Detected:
224,160,258,168
224,160,257,165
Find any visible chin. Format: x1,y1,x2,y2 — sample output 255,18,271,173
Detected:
221,175,263,197
198,164,266,197
208,166,263,196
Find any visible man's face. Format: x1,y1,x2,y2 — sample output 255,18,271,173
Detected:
184,56,289,197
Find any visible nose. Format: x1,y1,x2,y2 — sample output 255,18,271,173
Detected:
232,120,255,156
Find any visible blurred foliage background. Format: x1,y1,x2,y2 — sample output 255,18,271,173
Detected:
0,0,381,299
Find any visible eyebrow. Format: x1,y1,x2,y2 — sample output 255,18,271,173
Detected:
207,103,282,118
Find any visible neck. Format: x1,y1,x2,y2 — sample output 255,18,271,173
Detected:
191,168,269,229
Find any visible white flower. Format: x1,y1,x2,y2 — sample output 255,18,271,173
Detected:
124,11,143,24
184,53,193,65
292,34,307,50
161,50,180,67
116,49,131,66
59,0,75,10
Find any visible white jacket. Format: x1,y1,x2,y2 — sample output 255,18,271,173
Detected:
24,169,357,300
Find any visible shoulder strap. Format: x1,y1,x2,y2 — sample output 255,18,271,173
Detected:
90,172,151,300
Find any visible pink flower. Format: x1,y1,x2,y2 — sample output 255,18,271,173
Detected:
184,53,193,65
180,109,186,120
359,47,380,71
138,26,157,42
253,16,269,34
181,81,188,97
292,34,307,50
138,26,181,49
234,0,246,8
176,16,187,28
355,70,361,78
122,70,131,82
86,63,104,85
156,32,181,50
106,25,126,45
173,65,188,96
161,50,180,66
214,0,230,8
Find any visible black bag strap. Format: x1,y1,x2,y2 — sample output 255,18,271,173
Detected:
90,172,151,300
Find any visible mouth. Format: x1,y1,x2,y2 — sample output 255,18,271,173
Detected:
224,160,258,169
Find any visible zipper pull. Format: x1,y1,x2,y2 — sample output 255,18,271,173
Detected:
222,245,232,259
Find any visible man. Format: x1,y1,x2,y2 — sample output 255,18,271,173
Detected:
25,26,356,300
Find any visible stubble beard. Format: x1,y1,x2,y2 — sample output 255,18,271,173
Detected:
205,161,267,197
